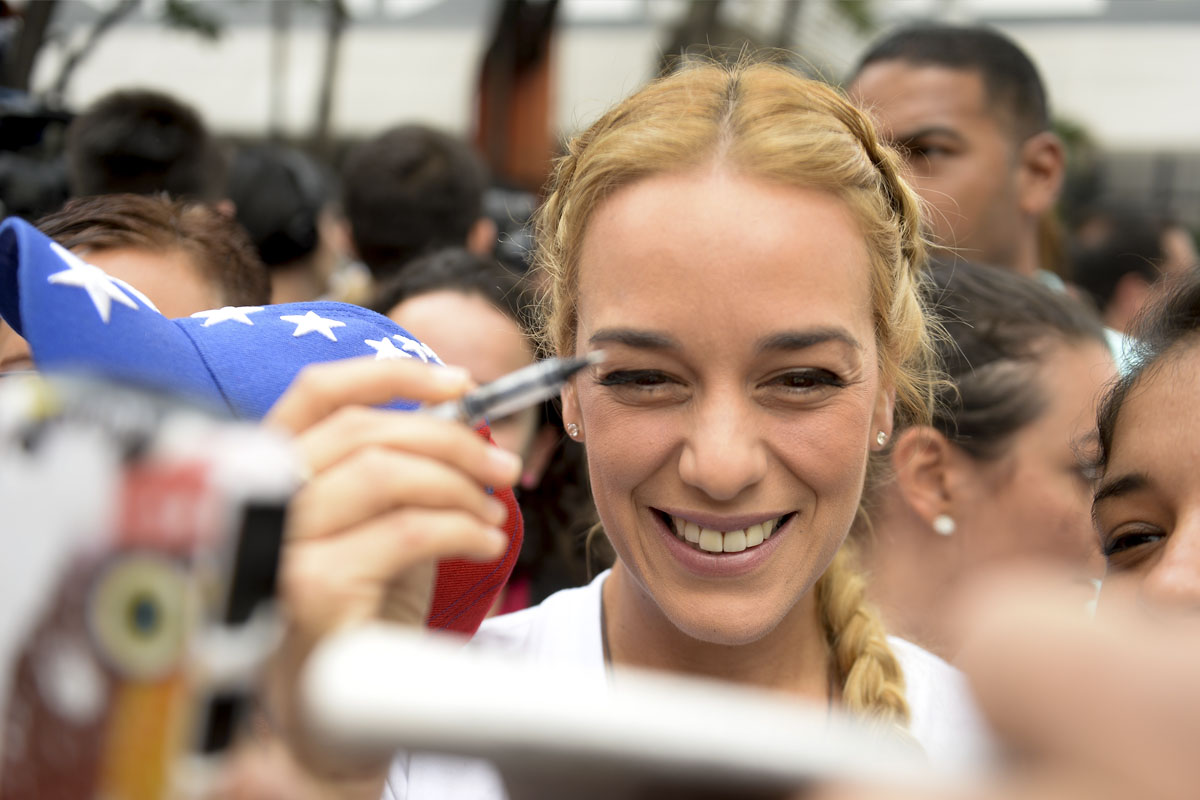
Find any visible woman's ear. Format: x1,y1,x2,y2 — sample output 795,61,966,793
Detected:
561,380,582,442
890,426,954,529
871,385,896,451
1017,130,1066,218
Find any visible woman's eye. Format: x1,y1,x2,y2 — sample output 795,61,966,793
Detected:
1102,528,1165,567
769,370,844,393
596,370,673,389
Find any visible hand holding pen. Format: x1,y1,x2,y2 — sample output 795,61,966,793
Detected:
424,351,606,427
263,352,604,638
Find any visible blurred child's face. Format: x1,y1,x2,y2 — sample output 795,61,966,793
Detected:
1096,344,1200,616
81,247,221,319
0,245,222,375
387,290,540,459
0,320,33,374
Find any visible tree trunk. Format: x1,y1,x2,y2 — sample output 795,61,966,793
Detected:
3,0,58,92
310,0,346,159
48,0,139,106
268,0,292,142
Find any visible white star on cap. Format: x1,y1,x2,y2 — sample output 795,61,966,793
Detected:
191,306,265,327
365,337,414,360
280,311,346,342
46,243,138,323
393,334,441,364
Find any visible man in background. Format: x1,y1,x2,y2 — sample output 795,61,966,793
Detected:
340,124,495,285
848,25,1067,285
0,193,268,374
227,144,353,305
65,89,228,204
1071,205,1198,333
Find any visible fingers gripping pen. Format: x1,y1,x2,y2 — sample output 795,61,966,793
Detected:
424,352,606,427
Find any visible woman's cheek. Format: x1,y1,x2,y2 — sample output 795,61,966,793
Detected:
771,410,872,495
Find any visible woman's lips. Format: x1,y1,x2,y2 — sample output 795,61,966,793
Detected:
662,511,789,553
650,509,795,578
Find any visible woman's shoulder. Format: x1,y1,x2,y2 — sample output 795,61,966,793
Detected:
469,571,608,665
887,636,996,773
384,575,611,800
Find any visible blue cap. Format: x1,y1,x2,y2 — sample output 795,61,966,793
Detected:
0,215,521,635
0,216,444,419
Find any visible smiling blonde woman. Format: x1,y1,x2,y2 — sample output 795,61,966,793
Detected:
262,60,993,799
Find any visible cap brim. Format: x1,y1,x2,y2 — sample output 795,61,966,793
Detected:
0,217,225,412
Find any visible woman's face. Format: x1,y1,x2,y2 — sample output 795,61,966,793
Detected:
562,167,892,645
948,340,1115,575
387,290,539,459
1095,344,1200,615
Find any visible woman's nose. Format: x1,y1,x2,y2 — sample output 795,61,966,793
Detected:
1143,516,1200,615
677,395,768,502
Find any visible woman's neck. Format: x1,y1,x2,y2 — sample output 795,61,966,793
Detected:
601,561,833,703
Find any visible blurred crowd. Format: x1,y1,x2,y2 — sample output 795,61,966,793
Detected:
1,11,1199,800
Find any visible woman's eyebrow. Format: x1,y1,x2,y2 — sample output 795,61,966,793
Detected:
1093,472,1149,510
588,328,678,350
757,328,862,354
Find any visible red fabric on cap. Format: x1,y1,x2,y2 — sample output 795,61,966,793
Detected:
426,422,522,635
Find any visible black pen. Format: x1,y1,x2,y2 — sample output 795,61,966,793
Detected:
424,352,606,426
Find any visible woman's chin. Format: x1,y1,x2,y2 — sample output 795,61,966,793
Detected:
658,595,788,648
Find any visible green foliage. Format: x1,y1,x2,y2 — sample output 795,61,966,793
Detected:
834,0,874,34
162,0,224,41
1053,116,1097,154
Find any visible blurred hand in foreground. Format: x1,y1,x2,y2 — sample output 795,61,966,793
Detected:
266,356,520,642
818,569,1200,800
258,357,521,787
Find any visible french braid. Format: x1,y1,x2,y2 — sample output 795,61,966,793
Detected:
535,58,939,728
817,546,911,728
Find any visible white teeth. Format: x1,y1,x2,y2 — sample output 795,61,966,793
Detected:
698,529,723,553
668,515,784,554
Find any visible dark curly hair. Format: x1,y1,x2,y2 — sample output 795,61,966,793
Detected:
1095,266,1200,475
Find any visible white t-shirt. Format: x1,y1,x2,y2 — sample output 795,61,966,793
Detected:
384,572,993,800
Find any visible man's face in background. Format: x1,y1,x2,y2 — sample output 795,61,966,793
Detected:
850,61,1026,270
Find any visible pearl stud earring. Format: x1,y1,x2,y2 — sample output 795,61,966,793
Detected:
876,430,888,447
933,514,956,536
566,422,579,439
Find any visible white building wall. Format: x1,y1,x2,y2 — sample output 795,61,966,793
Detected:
24,3,1200,152
992,23,1200,151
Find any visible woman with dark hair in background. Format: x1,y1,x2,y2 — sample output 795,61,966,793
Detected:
371,248,598,610
1092,266,1200,614
858,260,1116,660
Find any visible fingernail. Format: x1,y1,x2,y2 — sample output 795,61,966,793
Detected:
434,365,471,389
485,496,508,526
485,526,509,554
486,446,522,477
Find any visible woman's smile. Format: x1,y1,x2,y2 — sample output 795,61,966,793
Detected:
660,509,791,553
563,165,891,644
649,506,798,579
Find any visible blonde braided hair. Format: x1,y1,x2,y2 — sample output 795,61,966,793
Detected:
534,59,936,728
818,545,911,728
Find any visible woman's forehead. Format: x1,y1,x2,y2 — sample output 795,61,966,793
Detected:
1108,346,1200,466
574,170,876,341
